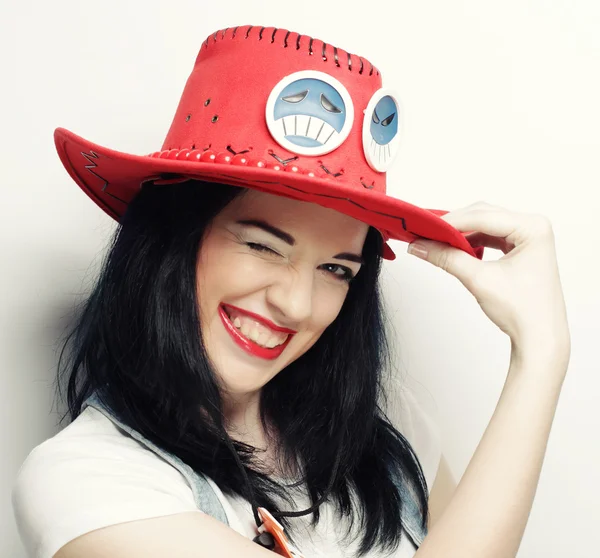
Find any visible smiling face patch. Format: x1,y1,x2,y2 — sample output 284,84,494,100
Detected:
362,89,402,172
266,70,354,156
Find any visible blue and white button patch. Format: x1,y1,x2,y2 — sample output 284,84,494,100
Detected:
362,89,402,172
266,70,355,156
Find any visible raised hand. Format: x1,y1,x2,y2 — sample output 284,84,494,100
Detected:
407,201,571,364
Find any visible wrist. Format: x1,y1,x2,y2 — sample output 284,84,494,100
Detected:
510,322,570,359
509,337,570,380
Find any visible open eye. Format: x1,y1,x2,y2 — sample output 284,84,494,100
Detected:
321,263,355,283
372,108,380,124
320,94,342,113
381,112,396,126
282,90,309,103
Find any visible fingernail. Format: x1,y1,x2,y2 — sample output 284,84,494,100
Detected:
407,242,428,259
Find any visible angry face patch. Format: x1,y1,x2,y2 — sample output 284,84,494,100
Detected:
266,70,354,156
362,89,402,172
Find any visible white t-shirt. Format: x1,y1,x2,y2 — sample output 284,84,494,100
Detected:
11,379,441,558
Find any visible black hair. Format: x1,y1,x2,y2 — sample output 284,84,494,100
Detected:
54,179,428,556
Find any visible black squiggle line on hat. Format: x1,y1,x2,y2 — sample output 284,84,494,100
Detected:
81,151,127,205
200,172,409,233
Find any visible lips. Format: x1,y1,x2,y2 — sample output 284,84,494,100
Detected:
222,303,297,334
218,304,295,360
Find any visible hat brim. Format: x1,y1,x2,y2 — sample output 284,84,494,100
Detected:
54,127,484,261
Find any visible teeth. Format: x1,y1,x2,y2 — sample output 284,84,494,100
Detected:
265,337,279,349
224,306,289,349
257,332,269,345
238,324,287,348
249,329,260,342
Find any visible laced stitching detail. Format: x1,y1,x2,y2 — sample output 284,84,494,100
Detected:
200,26,379,76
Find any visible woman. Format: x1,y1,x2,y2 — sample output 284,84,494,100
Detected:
12,25,570,558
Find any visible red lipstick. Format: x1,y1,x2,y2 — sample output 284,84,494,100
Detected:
218,304,294,360
222,304,297,334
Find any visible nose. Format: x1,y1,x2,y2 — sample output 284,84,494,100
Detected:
266,266,314,327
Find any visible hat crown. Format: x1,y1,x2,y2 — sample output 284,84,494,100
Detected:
159,25,394,193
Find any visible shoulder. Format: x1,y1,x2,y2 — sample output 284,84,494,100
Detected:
12,406,199,558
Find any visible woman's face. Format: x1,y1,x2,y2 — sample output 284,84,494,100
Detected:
196,189,369,397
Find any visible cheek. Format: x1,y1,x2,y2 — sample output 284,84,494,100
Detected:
292,299,344,358
307,288,348,336
196,241,270,304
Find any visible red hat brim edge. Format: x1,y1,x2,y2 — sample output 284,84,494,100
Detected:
54,127,484,261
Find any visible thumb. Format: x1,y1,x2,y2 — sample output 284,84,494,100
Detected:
407,240,481,285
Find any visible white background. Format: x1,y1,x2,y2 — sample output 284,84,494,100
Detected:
2,1,599,556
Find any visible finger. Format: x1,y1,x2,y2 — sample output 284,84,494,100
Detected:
443,209,554,247
407,239,482,290
465,231,515,254
431,201,508,218
459,201,512,212
439,209,523,239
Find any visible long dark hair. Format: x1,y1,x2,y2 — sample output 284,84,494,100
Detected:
54,179,428,556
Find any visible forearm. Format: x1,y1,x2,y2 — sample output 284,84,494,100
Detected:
415,347,568,558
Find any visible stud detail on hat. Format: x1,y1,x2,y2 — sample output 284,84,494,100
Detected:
231,154,249,165
147,148,330,179
188,149,204,161
248,158,267,168
215,152,232,164
199,150,216,162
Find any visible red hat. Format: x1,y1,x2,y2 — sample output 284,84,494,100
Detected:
54,25,484,261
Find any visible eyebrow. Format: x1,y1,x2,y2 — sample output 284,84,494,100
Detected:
236,219,365,265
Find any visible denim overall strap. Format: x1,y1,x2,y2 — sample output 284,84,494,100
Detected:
394,472,428,547
82,390,229,526
81,390,427,546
